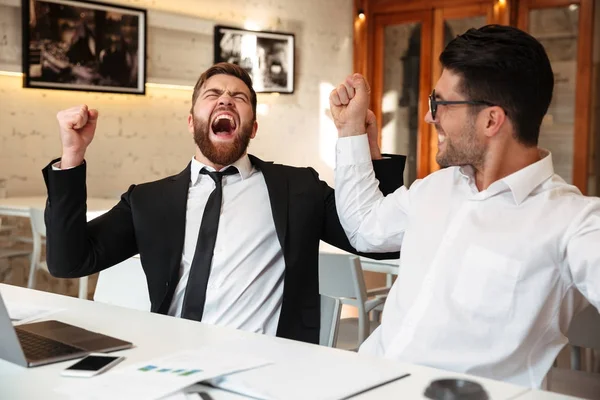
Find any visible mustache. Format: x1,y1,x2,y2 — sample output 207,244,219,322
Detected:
210,106,238,120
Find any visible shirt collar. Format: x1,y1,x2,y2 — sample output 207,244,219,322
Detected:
190,154,253,185
458,149,555,205
501,149,554,204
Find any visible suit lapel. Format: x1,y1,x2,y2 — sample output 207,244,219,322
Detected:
249,154,288,250
156,162,191,313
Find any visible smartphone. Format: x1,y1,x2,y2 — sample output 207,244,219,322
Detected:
60,353,125,378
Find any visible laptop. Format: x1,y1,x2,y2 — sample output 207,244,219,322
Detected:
0,292,133,367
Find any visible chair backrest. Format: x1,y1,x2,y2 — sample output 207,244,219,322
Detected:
318,253,368,303
319,295,341,347
319,253,371,348
29,208,46,238
28,208,46,276
568,304,600,351
93,256,151,311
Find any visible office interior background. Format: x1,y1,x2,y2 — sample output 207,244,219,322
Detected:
0,0,600,397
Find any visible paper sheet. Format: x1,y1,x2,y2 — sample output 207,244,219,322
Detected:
54,348,271,400
159,392,200,400
203,376,270,400
6,303,64,325
162,383,255,400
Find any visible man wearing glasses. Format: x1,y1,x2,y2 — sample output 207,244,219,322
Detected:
329,25,600,388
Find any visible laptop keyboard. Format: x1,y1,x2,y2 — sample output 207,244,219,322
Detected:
16,328,85,362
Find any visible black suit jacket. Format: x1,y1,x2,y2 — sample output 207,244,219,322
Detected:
42,154,405,344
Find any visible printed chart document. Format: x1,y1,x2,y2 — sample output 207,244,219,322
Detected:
54,349,271,400
203,347,411,400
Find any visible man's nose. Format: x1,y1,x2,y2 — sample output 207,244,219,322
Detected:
424,110,434,124
218,94,234,106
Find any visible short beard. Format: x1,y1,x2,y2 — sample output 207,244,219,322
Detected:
436,118,486,169
193,116,253,167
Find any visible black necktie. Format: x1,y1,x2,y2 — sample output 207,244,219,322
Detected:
181,166,239,321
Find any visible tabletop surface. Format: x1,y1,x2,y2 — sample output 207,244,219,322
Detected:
0,283,554,400
0,284,406,400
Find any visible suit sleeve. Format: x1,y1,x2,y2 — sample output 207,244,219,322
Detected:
317,154,405,260
373,154,407,196
42,158,138,278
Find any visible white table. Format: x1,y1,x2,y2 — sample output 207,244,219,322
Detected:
352,362,530,399
515,391,582,399
0,284,546,400
0,196,118,219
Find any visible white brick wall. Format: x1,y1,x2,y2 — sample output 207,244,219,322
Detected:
0,0,353,197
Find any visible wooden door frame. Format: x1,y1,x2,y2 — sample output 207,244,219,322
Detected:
518,0,594,193
354,0,510,178
370,11,434,178
354,0,369,76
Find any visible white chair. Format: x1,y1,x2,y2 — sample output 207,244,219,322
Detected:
0,183,31,275
0,218,32,271
93,255,150,311
0,241,31,281
318,253,389,350
319,294,341,347
28,208,89,299
27,208,47,290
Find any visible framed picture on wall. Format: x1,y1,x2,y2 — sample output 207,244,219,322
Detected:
21,0,147,95
214,25,295,94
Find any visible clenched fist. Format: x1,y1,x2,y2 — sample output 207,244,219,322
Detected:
330,74,382,159
329,74,371,137
56,105,99,168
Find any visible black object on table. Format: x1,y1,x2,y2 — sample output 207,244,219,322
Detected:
424,379,489,400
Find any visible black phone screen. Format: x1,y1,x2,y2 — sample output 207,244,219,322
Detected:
66,355,120,371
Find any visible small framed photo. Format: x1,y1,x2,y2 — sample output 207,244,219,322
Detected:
22,0,147,95
214,25,295,94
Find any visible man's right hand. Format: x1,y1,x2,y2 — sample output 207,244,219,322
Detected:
329,73,371,137
56,105,99,168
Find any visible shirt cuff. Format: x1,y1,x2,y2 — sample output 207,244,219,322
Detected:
336,134,371,166
51,161,79,171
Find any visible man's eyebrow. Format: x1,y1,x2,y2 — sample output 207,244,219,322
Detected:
434,91,445,100
201,88,249,100
229,91,249,100
202,88,224,96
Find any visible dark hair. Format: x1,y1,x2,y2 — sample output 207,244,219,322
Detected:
439,24,553,146
191,62,257,119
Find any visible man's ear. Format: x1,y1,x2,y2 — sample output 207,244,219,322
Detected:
483,106,506,139
187,114,194,134
250,120,258,139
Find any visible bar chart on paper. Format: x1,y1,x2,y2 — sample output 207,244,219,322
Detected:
138,364,203,376
54,349,271,400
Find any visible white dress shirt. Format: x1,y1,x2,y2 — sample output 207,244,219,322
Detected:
53,156,284,335
334,134,600,388
165,155,285,335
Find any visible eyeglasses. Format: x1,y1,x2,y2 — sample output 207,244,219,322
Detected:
428,89,496,121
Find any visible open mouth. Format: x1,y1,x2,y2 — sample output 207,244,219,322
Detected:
211,113,238,137
434,125,446,145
